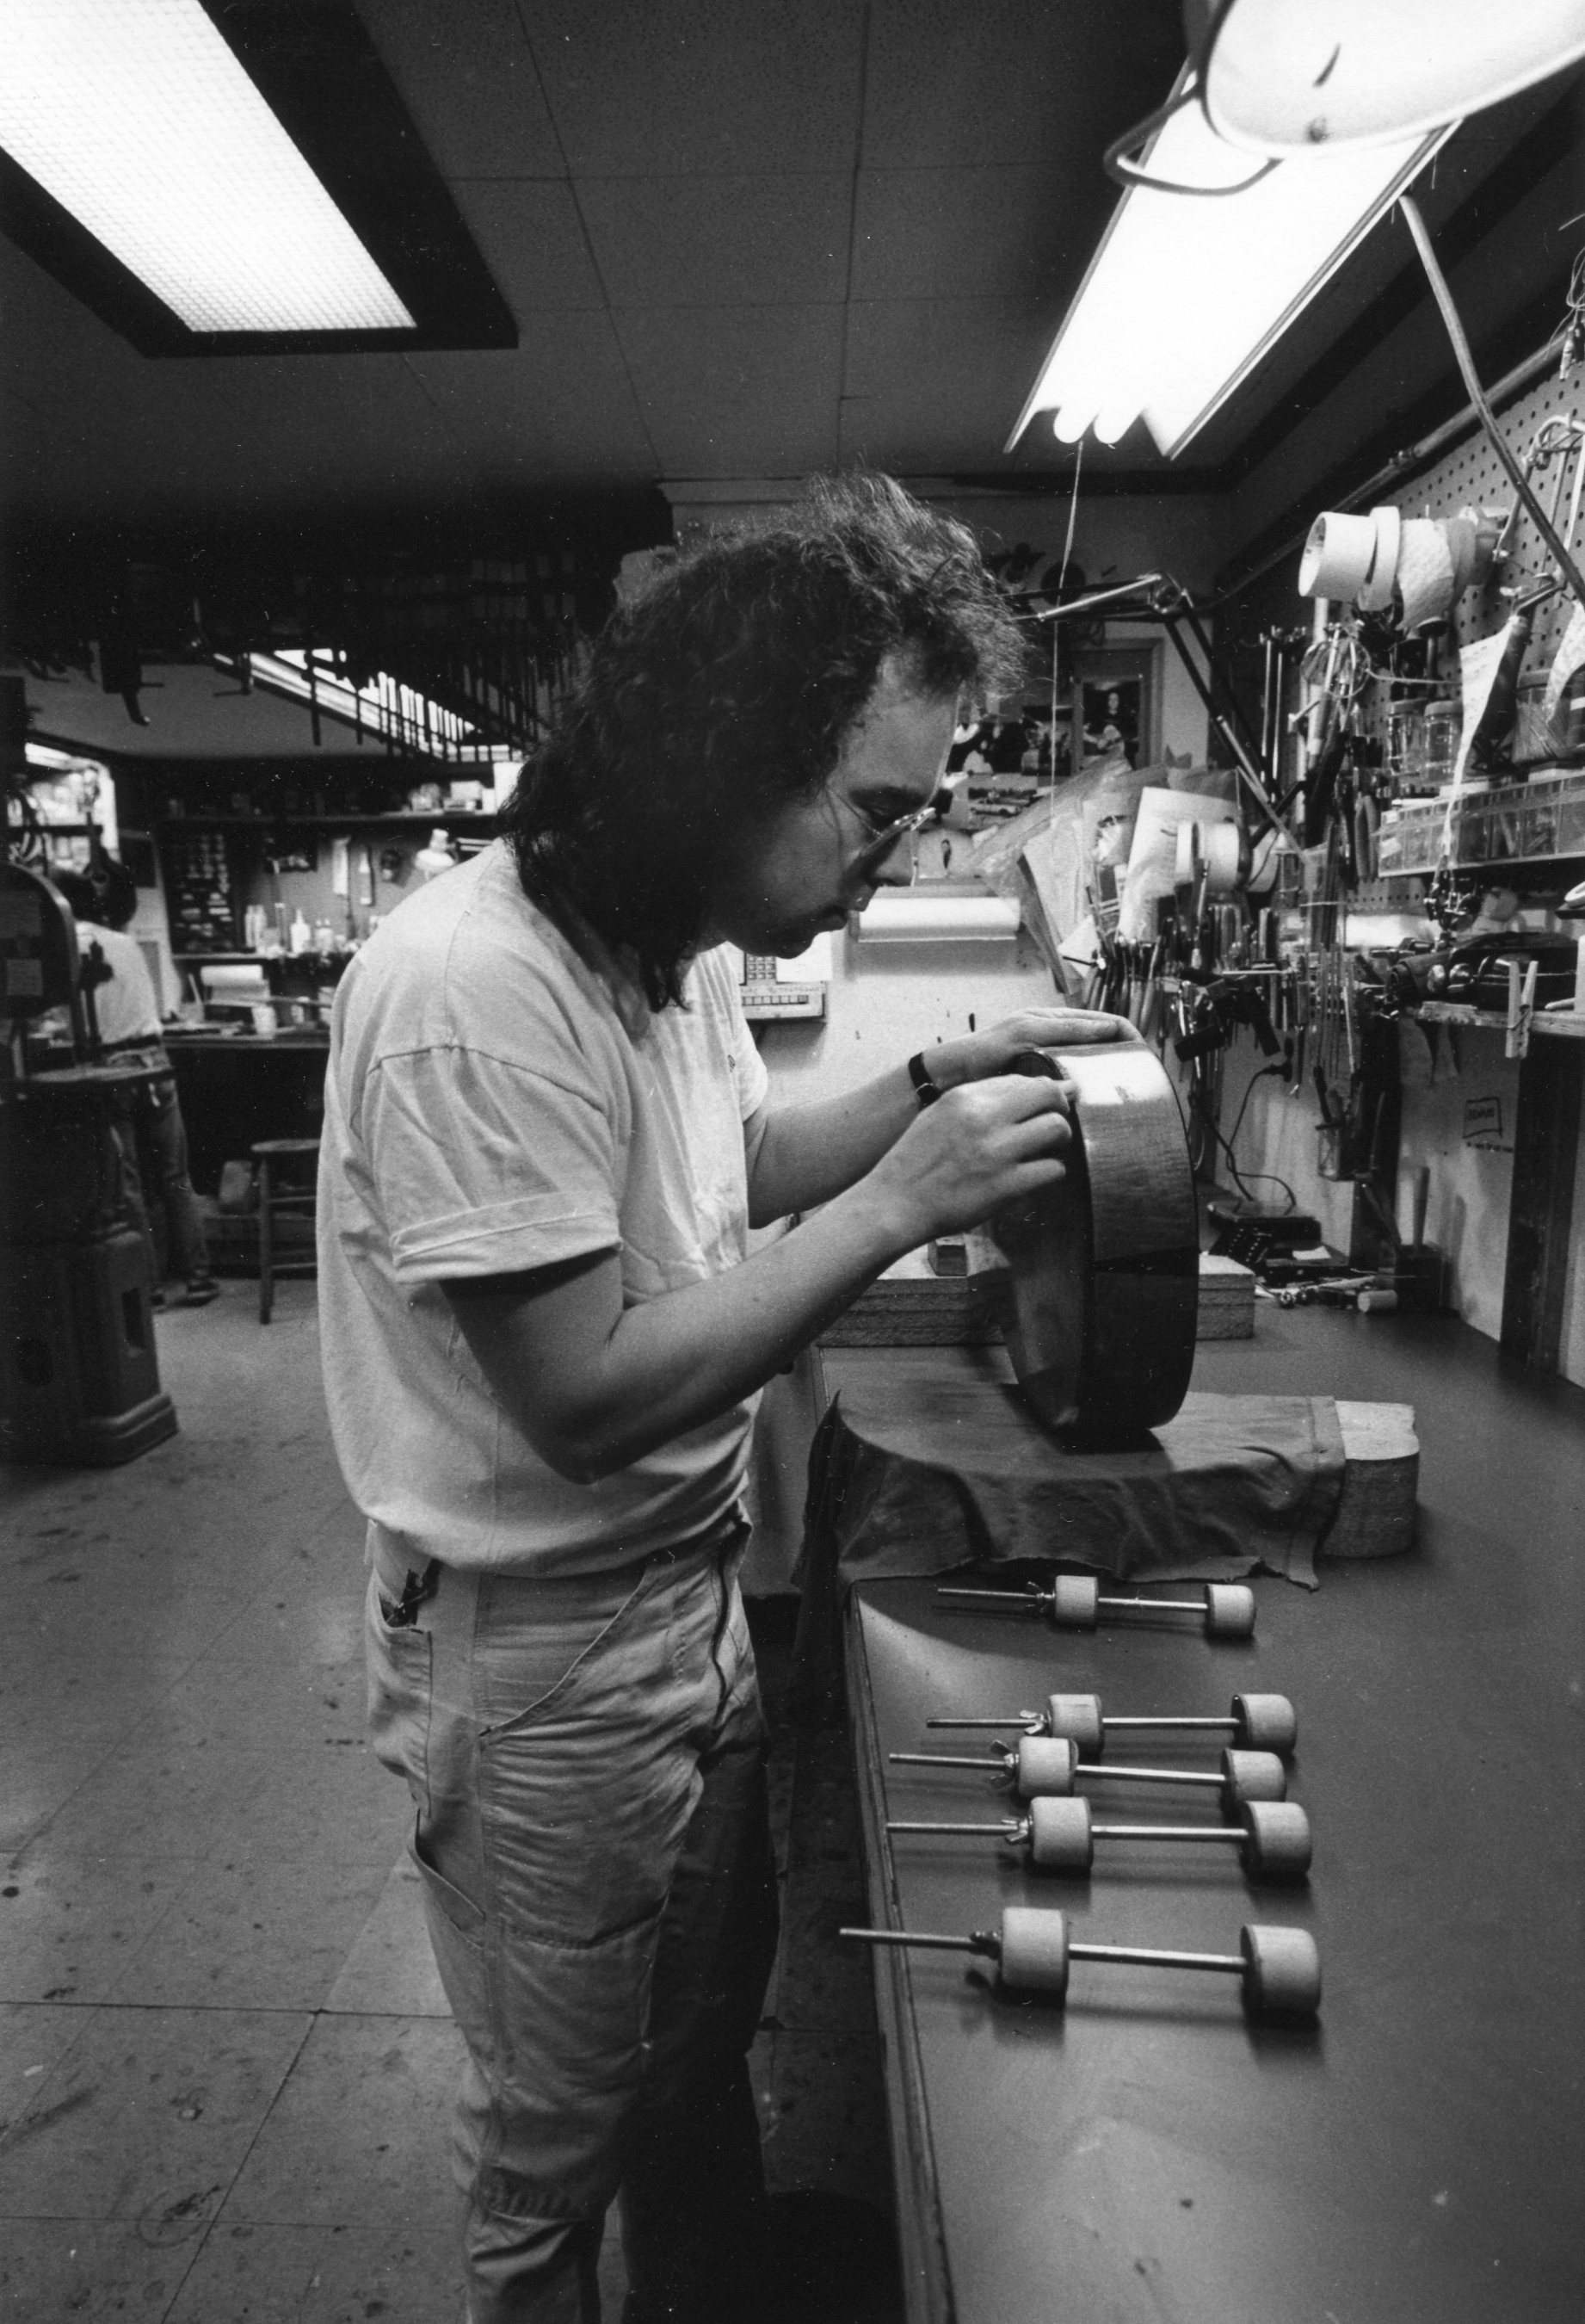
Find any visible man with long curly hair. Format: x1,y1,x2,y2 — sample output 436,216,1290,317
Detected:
318,474,1127,2324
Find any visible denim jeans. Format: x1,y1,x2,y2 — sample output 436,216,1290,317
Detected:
365,1517,780,2324
110,1047,211,1284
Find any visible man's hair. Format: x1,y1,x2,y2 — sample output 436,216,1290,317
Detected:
501,472,1027,1008
48,861,137,929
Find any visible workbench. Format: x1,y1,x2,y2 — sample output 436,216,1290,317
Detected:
162,1027,328,1191
835,1313,1584,2323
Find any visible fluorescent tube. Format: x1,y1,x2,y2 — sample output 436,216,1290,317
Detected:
1008,71,1447,459
0,0,413,334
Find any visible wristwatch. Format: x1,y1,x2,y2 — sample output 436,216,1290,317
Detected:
906,1051,941,1109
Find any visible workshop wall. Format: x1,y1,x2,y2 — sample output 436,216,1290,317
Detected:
755,924,1060,1106
1212,351,1585,1384
1218,1024,1529,1347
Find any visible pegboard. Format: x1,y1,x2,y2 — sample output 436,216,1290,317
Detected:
1398,362,1584,674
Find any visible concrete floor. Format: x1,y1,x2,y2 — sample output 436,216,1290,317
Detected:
0,1281,893,2322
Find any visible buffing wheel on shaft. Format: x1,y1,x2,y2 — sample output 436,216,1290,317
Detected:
888,1738,1286,1808
841,1911,1322,2019
938,1576,1257,1639
886,1796,1311,1882
927,1690,1298,1760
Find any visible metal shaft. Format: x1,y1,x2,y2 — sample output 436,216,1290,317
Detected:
1105,1715,1230,1734
936,1588,1039,1608
889,1752,1005,1771
885,1820,1015,1838
926,1715,1038,1730
1070,1940,1243,1973
1099,1595,1201,1615
839,1927,978,1953
1090,1824,1237,1844
1085,1763,1222,1790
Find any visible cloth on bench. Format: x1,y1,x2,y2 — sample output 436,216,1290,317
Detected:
790,1364,1344,1718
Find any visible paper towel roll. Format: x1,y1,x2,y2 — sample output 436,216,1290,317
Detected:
1298,510,1375,600
1356,505,1403,613
200,964,271,999
1397,518,1456,632
854,893,1021,942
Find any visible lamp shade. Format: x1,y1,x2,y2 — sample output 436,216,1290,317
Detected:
1202,0,1585,154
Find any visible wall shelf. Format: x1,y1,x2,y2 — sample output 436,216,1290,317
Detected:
1378,770,1585,879
1416,1001,1585,1041
158,812,498,830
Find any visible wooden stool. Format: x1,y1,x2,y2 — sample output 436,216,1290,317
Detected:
251,1138,320,1324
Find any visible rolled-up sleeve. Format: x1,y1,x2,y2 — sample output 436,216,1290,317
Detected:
362,1041,620,1284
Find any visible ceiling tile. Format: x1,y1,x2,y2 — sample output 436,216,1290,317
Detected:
577,174,850,306
612,303,843,473
359,0,567,177
860,0,1183,169
840,297,1070,472
404,314,658,483
450,181,607,313
2,242,464,521
852,164,1117,303
525,0,863,175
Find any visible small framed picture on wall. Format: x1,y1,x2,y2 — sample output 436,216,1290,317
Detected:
1071,644,1161,774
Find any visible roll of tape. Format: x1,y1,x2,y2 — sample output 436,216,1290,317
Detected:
1204,822,1246,893
1397,518,1455,632
1298,510,1375,601
1172,819,1244,894
1356,504,1403,612
1443,515,1478,598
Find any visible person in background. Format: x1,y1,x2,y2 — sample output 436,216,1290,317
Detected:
318,473,1132,2324
52,865,219,1309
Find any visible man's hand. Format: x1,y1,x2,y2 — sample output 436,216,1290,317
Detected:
859,1072,1075,1249
923,1008,1139,1093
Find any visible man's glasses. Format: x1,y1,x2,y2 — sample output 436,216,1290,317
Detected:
844,773,964,867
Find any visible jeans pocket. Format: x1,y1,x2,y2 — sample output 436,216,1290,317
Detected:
474,1561,663,1740
410,1817,485,1945
365,1571,434,1814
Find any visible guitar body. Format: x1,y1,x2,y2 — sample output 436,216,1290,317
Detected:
993,1045,1199,1443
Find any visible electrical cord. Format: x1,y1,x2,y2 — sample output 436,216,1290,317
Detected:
1202,1060,1298,1212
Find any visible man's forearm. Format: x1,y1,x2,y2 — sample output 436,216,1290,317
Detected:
746,1063,923,1222
451,1177,916,1481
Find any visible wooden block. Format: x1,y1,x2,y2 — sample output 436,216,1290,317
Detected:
1197,1252,1255,1340
818,1276,1002,1347
1322,1400,1419,1558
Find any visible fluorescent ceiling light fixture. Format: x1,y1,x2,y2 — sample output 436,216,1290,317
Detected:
1007,71,1448,459
0,0,412,334
222,651,517,763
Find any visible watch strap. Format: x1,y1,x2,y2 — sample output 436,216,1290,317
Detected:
906,1051,941,1109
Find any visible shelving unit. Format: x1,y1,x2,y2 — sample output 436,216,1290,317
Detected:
1416,1000,1585,1041
1378,768,1585,879
157,812,499,830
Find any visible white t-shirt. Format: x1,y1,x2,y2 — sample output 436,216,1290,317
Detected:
77,924,162,1046
318,842,768,1576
